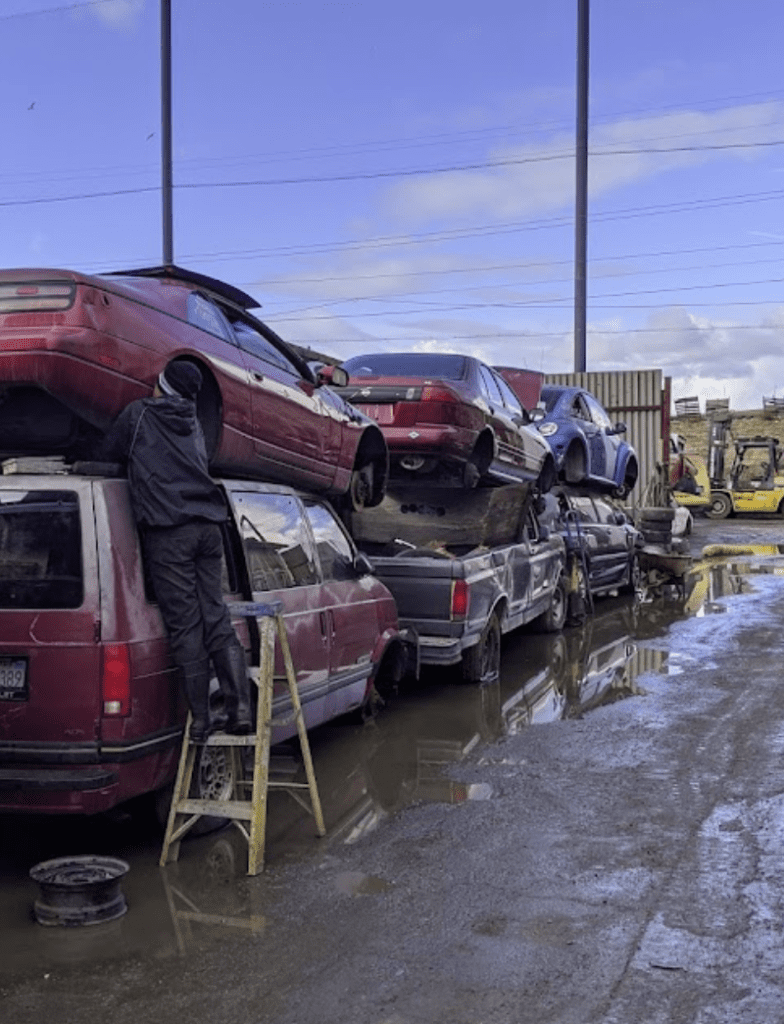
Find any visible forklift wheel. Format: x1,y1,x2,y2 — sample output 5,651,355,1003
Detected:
705,492,733,520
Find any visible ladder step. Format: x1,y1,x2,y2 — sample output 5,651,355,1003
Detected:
175,798,255,820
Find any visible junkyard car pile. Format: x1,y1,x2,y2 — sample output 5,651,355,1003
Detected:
0,264,645,824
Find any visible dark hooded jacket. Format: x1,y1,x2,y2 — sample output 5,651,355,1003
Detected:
101,395,227,528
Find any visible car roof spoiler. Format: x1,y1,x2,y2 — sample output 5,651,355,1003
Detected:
104,264,260,311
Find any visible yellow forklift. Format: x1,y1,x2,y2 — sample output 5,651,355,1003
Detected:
702,411,784,519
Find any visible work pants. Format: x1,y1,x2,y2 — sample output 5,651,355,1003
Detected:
142,521,240,678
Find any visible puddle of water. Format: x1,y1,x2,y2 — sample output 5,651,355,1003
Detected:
4,544,784,982
334,871,393,896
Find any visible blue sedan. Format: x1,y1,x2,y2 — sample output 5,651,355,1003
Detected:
533,385,638,498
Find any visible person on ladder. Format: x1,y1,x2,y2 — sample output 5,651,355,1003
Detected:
101,361,252,743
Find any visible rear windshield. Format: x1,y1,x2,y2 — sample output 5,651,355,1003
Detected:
343,353,466,380
0,490,83,609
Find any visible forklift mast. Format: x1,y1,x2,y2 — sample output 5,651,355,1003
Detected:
707,411,732,487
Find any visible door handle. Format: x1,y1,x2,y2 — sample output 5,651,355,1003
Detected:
252,371,264,382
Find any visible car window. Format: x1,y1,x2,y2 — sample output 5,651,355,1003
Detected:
571,396,591,421
232,491,318,591
584,394,613,430
492,372,525,417
478,364,504,406
592,499,619,525
231,320,301,375
303,501,358,582
567,496,596,523
0,489,82,609
186,293,235,343
343,353,466,379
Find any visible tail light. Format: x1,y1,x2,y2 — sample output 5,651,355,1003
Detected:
102,644,131,716
0,282,75,313
419,384,461,425
451,579,469,620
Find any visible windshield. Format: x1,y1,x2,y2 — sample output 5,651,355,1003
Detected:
539,387,564,413
343,353,467,380
0,490,83,609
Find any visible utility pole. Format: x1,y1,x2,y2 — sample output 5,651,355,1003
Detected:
574,0,589,373
161,0,173,265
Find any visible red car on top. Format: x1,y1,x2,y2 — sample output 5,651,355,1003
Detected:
335,352,556,492
0,265,388,511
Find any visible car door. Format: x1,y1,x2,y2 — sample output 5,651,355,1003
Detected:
225,487,329,727
229,318,341,491
583,393,619,483
476,364,526,475
571,394,607,481
302,499,377,719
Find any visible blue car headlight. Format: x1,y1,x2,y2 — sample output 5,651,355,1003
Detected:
537,422,558,437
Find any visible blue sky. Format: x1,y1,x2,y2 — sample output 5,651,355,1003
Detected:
3,0,784,410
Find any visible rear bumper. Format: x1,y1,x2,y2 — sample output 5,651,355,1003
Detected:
0,766,119,814
383,425,473,461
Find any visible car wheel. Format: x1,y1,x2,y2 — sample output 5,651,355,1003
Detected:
348,461,375,511
705,491,733,520
462,613,501,684
620,554,641,595
563,442,587,485
537,572,567,632
153,740,235,836
537,453,557,494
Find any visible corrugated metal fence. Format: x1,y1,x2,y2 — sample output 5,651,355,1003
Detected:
542,369,668,508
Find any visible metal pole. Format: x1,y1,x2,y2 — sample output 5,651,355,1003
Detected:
574,0,589,373
161,0,173,265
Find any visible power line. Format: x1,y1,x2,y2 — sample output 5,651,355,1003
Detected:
4,140,784,208
1,0,118,20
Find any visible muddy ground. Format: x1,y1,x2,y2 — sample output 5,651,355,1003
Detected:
3,514,784,1023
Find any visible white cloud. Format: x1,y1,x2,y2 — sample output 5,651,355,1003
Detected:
86,0,144,30
381,101,784,226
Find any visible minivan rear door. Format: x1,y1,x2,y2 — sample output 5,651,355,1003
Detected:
0,480,101,746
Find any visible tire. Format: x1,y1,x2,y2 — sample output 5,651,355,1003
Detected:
348,461,375,511
153,740,235,836
705,491,733,520
563,442,587,485
537,573,567,632
639,507,676,523
619,554,641,595
641,528,672,546
462,613,501,684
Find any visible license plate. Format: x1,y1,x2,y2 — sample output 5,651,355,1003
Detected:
357,403,394,424
0,657,28,701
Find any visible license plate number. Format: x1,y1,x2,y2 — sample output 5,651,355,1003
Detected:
0,657,28,701
357,403,394,424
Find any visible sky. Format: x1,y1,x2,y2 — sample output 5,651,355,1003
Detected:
3,0,784,412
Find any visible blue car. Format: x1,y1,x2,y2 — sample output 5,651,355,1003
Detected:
533,386,638,498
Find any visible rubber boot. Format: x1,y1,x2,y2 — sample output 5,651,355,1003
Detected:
211,644,253,735
182,658,212,744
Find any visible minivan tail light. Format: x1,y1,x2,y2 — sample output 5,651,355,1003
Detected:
102,644,131,716
451,579,469,620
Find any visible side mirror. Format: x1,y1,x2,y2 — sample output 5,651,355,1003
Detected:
529,406,546,423
609,421,627,435
315,364,349,388
353,552,374,576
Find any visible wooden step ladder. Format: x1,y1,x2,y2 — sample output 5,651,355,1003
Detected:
159,601,325,876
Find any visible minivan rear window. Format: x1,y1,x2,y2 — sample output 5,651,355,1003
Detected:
0,490,82,608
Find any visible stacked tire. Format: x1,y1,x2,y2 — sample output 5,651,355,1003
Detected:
637,506,675,547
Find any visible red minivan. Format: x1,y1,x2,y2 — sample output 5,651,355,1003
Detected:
0,460,413,817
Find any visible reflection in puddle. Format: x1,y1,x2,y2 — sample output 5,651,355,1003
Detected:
684,550,784,617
